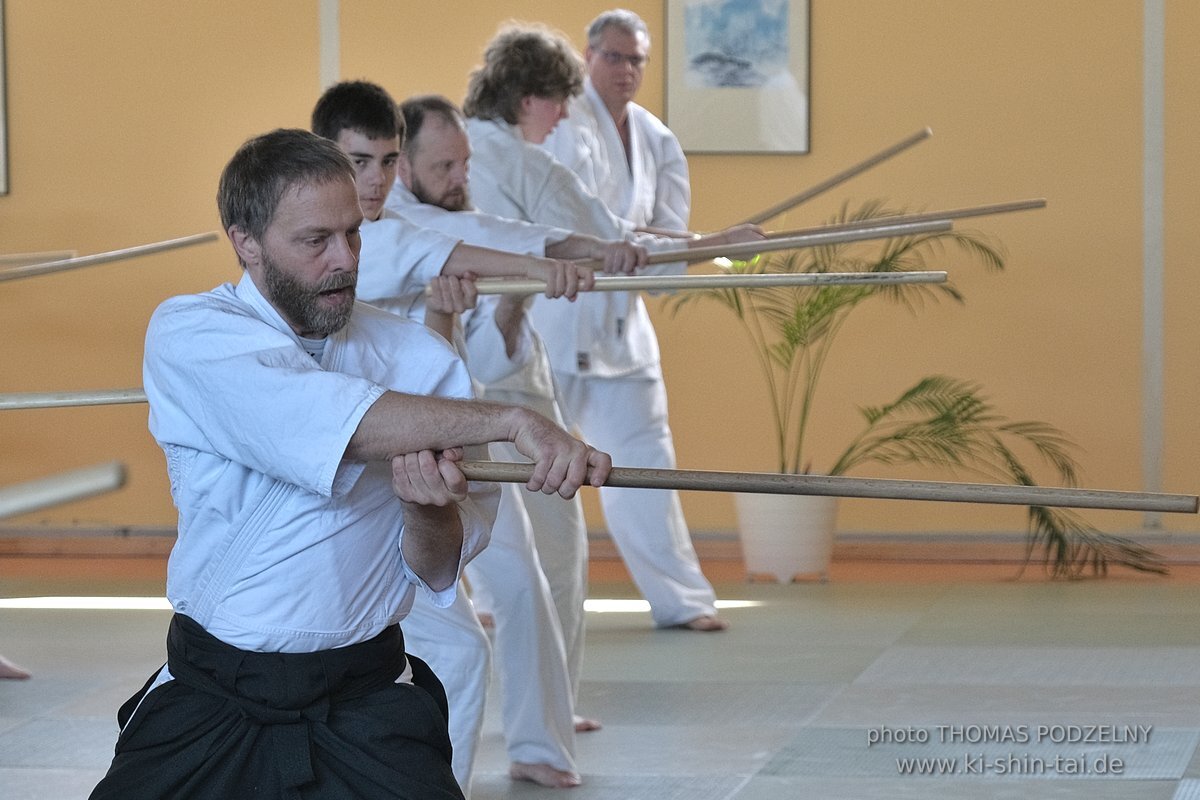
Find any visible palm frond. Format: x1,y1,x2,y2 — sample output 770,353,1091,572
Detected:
670,199,1164,578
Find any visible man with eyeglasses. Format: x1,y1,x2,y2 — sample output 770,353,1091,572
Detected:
546,9,688,236
542,9,729,632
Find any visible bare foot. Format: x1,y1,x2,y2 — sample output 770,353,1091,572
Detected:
0,655,31,680
675,615,729,632
476,611,495,629
573,714,602,733
509,762,582,788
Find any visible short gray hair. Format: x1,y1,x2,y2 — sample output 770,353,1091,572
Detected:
217,128,353,243
586,9,650,48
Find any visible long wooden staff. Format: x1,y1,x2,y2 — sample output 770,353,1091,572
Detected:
0,232,220,282
0,462,128,520
460,461,1198,515
766,199,1047,241
0,250,77,268
738,127,933,226
470,218,952,295
0,389,148,410
605,218,950,268
472,270,947,296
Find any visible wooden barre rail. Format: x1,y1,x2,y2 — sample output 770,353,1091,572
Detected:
0,232,220,282
738,127,933,225
0,462,128,520
460,461,1199,514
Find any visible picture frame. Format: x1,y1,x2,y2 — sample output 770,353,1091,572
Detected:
664,0,810,154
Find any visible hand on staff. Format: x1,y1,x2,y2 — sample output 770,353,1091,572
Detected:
509,408,611,498
427,274,478,316
527,258,595,300
593,240,648,274
393,448,468,592
391,448,470,506
706,223,767,247
426,274,479,315
424,274,477,344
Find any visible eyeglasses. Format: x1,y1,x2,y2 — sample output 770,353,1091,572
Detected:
598,49,648,69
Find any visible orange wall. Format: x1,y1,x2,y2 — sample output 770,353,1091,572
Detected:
1,1,1195,537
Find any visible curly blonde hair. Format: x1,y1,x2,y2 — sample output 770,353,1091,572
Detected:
463,23,584,123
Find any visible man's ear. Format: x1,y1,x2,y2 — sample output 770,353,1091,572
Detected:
396,152,413,187
227,225,262,269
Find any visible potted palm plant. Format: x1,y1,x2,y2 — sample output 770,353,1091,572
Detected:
670,200,1164,581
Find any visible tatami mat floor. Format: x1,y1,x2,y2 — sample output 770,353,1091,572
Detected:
3,555,1200,799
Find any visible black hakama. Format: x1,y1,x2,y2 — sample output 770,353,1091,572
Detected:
89,614,464,799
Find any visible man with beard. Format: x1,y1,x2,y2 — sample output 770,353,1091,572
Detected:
312,79,635,791
387,94,646,782
387,91,764,759
88,128,610,800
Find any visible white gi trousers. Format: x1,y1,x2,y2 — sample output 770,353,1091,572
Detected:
481,383,589,704
464,476,577,771
404,480,578,794
555,367,718,627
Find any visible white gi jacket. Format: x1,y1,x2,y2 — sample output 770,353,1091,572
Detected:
382,182,573,399
145,274,494,653
465,116,683,377
544,79,691,235
353,209,459,322
357,206,531,389
534,80,694,379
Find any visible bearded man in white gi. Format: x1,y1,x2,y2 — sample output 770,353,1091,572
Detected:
386,93,655,750
88,128,609,800
464,22,764,631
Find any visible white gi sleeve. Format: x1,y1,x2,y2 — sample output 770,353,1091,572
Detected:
355,212,461,310
144,294,385,498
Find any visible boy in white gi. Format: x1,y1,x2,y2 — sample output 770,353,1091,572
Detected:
88,128,609,800
312,80,600,790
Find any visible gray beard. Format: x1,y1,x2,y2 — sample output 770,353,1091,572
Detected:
262,253,356,338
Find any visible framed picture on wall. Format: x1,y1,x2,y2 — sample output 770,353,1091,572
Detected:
664,0,810,154
1,0,7,195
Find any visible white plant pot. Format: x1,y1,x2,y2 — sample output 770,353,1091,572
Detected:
734,493,837,583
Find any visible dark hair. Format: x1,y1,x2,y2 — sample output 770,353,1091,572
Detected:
462,24,583,123
311,80,405,144
586,9,650,48
399,95,466,155
217,128,354,242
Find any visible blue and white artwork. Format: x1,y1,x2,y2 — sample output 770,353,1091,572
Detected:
667,0,808,152
684,0,789,88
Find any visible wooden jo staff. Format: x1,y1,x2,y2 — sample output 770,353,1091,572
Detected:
0,388,148,411
0,250,77,268
765,198,1047,241
471,218,952,296
738,127,933,226
473,270,948,296
0,232,220,282
461,462,1199,515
